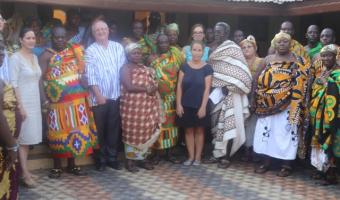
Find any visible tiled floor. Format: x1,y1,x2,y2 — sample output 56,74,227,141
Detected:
19,161,340,200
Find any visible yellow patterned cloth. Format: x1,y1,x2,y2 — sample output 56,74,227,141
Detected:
0,83,18,200
255,57,308,126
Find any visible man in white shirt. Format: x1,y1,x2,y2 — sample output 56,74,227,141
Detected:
85,20,126,171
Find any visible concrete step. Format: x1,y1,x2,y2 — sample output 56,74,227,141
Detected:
27,144,94,170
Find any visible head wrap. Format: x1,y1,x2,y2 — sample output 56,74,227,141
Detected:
320,44,338,55
271,31,291,49
240,35,257,50
125,42,141,54
166,23,179,35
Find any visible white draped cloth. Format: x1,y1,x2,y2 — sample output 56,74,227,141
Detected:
209,40,252,158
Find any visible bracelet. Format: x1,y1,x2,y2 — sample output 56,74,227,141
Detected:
6,143,19,152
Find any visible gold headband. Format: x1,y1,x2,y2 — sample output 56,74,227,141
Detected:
240,35,257,50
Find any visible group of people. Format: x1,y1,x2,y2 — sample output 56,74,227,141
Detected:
0,10,339,200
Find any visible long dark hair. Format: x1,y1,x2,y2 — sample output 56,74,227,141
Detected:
19,27,34,39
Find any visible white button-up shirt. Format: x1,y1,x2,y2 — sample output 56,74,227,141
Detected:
85,40,126,106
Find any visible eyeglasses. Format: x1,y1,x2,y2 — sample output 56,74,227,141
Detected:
193,31,204,35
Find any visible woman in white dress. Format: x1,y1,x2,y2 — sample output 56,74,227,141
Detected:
10,27,43,187
252,32,308,177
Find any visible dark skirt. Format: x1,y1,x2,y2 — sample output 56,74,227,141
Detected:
175,106,210,128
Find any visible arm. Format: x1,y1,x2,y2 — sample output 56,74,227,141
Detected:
198,74,212,118
176,70,184,117
85,48,106,105
0,80,18,170
9,55,26,120
249,58,267,112
120,65,149,93
38,51,51,106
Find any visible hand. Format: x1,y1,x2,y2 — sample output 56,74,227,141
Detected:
197,106,206,119
5,149,18,170
176,104,184,117
19,106,27,121
222,87,229,96
96,94,107,105
146,85,157,95
147,54,158,65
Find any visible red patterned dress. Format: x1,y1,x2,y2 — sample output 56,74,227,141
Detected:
120,66,162,160
44,44,97,158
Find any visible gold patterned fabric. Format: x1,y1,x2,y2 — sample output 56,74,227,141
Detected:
255,57,308,126
0,83,18,200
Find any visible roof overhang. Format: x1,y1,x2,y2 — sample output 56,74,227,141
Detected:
2,0,340,16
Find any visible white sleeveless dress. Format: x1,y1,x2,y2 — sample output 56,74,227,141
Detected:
10,52,42,145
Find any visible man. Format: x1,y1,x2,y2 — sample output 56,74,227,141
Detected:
85,20,126,171
312,28,338,78
207,22,252,169
304,25,322,60
233,29,245,45
39,26,97,178
268,21,310,64
122,21,156,64
206,27,215,49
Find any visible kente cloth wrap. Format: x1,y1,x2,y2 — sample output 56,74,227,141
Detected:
310,68,340,158
255,57,308,126
308,42,322,59
120,66,162,151
0,83,18,200
209,40,252,157
151,47,184,149
44,44,97,158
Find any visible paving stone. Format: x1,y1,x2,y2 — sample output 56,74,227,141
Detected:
19,161,340,200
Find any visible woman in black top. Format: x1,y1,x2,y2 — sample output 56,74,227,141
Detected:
176,40,213,166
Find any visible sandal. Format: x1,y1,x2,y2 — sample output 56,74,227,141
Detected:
138,161,154,170
126,160,139,173
202,156,218,164
277,166,293,177
48,168,62,179
217,159,231,169
255,164,269,174
166,155,182,164
311,171,324,180
66,167,87,176
22,176,37,188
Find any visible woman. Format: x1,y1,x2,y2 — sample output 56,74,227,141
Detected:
239,35,263,162
0,42,19,199
120,43,162,172
149,34,184,163
182,24,210,62
253,32,308,177
10,27,42,187
176,41,213,166
166,23,181,49
310,44,340,185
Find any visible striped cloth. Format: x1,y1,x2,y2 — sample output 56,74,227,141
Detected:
209,40,252,158
85,41,126,106
0,51,11,84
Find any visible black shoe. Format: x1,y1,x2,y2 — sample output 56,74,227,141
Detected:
96,163,106,171
107,161,122,170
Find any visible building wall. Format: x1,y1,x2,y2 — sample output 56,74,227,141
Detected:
1,2,340,57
